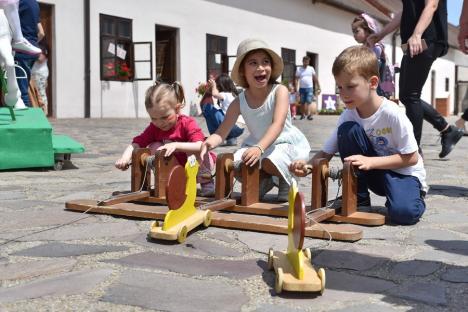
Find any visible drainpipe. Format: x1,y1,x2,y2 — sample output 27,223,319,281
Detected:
84,0,90,118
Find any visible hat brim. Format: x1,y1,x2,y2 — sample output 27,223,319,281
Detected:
231,47,284,88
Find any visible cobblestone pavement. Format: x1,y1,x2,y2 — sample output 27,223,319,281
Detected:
0,114,467,312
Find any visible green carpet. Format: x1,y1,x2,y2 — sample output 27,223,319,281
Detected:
0,107,84,170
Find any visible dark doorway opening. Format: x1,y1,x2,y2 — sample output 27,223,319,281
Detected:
39,2,54,117
155,25,177,83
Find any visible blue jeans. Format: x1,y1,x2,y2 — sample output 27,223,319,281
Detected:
337,121,426,225
299,87,313,104
201,103,244,140
15,57,36,107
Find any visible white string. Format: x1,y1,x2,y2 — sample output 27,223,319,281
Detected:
0,205,97,247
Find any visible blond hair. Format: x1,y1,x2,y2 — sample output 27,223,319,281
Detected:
144,81,186,111
332,45,379,80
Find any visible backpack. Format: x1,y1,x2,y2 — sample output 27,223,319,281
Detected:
377,44,395,99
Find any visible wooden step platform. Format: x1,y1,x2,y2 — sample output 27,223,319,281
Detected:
65,199,362,242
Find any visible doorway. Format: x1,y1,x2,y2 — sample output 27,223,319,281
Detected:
38,2,54,117
155,25,177,83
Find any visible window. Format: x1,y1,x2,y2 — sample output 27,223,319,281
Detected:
281,48,296,86
100,14,133,81
206,34,228,80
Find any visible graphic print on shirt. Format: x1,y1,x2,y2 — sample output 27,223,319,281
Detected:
366,126,397,156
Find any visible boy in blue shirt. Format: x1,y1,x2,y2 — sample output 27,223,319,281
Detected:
290,46,426,225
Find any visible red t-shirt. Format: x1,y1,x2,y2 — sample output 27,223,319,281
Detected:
132,115,210,165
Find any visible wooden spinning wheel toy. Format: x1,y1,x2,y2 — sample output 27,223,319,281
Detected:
267,180,326,295
149,155,212,243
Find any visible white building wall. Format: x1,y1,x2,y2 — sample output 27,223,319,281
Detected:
39,0,85,118
46,0,462,118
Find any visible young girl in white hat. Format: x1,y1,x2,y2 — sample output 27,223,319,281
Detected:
200,38,310,202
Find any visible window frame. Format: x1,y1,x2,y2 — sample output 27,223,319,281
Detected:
281,47,296,86
206,34,228,80
99,14,134,82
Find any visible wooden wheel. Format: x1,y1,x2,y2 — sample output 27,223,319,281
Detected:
177,225,188,243
203,210,212,227
150,220,159,229
267,248,274,270
318,268,326,295
293,192,306,250
304,247,311,260
166,165,187,210
275,268,284,294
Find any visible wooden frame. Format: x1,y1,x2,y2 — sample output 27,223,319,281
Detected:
64,150,365,242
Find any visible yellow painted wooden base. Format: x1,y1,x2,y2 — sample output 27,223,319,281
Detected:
149,210,211,243
268,248,325,294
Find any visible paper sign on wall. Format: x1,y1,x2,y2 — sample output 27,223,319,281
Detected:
107,42,115,55
117,46,127,60
215,53,221,64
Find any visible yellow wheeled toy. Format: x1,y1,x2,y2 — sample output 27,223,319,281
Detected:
267,180,326,294
149,155,211,243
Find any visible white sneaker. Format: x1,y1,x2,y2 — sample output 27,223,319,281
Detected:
12,39,41,55
14,96,27,110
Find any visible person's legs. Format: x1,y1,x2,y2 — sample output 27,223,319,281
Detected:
197,152,216,196
304,88,314,120
15,57,35,107
299,88,308,119
383,171,425,225
201,103,223,135
3,3,41,55
399,53,435,145
421,99,448,132
399,48,463,158
337,121,379,204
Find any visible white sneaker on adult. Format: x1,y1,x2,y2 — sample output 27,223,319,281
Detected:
14,96,27,110
12,39,41,55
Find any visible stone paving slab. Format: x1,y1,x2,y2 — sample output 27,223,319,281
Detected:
107,251,263,279
0,268,113,303
101,269,249,311
441,268,468,283
390,260,441,277
0,259,76,281
0,221,143,242
387,281,447,306
0,210,96,232
12,242,129,258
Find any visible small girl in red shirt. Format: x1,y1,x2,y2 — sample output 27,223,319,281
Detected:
115,81,216,196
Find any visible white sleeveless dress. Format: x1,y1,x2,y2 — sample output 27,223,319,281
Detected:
233,85,311,184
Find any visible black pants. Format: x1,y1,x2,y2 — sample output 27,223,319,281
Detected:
462,108,468,121
399,44,448,145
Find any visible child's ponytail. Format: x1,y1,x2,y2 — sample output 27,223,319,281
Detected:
144,80,186,110
171,81,186,109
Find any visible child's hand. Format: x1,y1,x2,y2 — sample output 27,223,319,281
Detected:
158,142,178,157
242,146,262,167
344,155,373,171
289,160,310,177
200,141,212,161
115,157,131,171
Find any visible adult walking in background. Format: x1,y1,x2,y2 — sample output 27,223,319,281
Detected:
455,0,468,134
295,55,321,120
14,0,43,107
31,38,48,114
369,0,463,158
